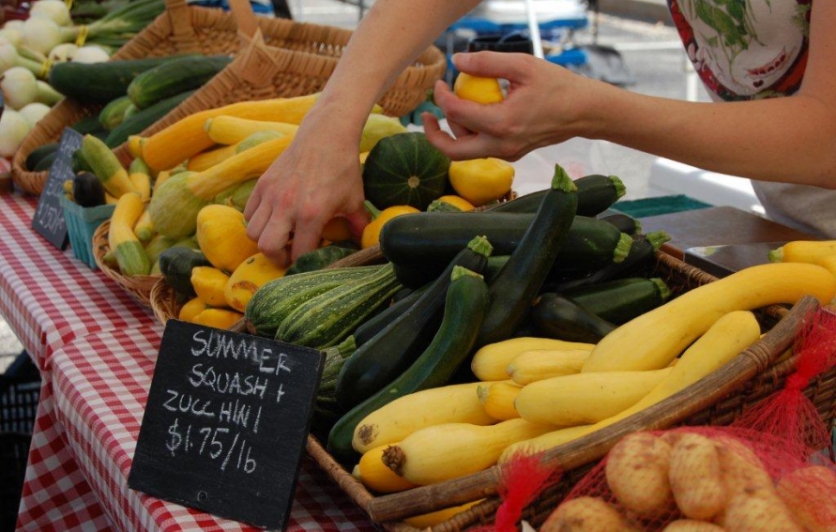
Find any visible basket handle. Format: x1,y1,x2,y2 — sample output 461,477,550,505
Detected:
164,0,201,53
227,0,258,39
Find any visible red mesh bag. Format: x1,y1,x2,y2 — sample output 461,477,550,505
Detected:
501,307,836,532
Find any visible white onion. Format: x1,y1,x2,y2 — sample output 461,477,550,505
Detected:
18,102,51,127
1,66,38,110
0,28,23,46
3,20,25,31
22,18,64,55
72,45,110,64
48,43,77,63
0,109,32,158
30,0,72,27
0,41,18,71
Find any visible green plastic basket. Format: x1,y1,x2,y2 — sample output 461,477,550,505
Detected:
60,196,115,270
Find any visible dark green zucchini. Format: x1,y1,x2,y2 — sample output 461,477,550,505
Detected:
286,243,359,275
33,151,58,172
562,277,671,325
380,213,632,285
245,265,384,338
71,115,106,135
48,54,198,103
315,335,358,420
158,247,212,297
489,173,625,216
98,96,134,131
127,55,232,109
72,171,107,207
476,164,578,347
599,212,641,235
25,143,59,171
335,236,492,410
105,90,196,147
531,293,617,343
327,266,489,464
547,230,671,292
275,264,403,349
352,284,429,346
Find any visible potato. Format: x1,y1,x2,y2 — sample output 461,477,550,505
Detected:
541,497,628,532
776,465,836,532
723,492,802,532
716,438,774,498
605,432,674,517
662,520,726,532
669,433,726,520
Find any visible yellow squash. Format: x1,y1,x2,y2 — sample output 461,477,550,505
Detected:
179,297,210,323
108,192,151,276
582,263,836,373
186,144,239,172
128,158,151,201
354,444,417,493
132,209,155,243
361,203,419,249
471,337,595,381
476,380,521,420
83,135,136,198
191,266,231,307
449,158,515,206
453,73,504,104
224,253,285,312
768,240,836,264
352,382,496,454
506,349,590,385
204,116,298,145
192,308,243,329
196,204,260,273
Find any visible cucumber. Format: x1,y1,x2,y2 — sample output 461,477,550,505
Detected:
327,266,489,464
71,115,105,135
530,293,617,343
105,90,196,148
476,164,578,347
489,173,625,216
127,55,232,109
98,96,133,131
335,236,493,410
33,152,58,172
25,143,59,171
49,55,198,103
548,230,671,292
562,277,671,325
244,265,384,338
275,264,404,349
380,213,633,287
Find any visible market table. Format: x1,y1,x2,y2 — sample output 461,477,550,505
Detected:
0,193,378,531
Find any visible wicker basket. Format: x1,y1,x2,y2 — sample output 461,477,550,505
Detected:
12,0,447,194
93,220,162,307
148,247,835,531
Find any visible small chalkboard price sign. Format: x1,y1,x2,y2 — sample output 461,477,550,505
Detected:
31,127,83,249
128,320,326,529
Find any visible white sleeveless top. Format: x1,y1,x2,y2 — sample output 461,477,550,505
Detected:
668,0,835,237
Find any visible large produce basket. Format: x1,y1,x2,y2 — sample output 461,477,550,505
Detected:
12,0,243,195
148,245,836,531
108,2,447,166
92,219,161,307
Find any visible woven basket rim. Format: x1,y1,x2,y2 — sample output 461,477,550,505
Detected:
93,220,162,307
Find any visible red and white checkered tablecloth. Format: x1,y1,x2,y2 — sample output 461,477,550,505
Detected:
0,193,378,532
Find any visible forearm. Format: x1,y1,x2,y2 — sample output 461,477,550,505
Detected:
314,0,481,134
588,85,836,189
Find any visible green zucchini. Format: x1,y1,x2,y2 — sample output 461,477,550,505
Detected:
315,335,359,421
548,230,671,292
380,213,633,287
158,247,212,297
49,54,198,104
335,236,493,410
244,265,384,338
476,164,578,347
285,243,360,276
562,277,671,325
327,266,490,463
72,146,95,175
489,173,625,216
127,55,232,109
105,90,196,148
25,143,59,171
71,115,106,135
33,151,58,172
275,264,404,349
599,212,641,235
531,293,617,343
98,96,134,131
426,198,464,212
351,284,429,346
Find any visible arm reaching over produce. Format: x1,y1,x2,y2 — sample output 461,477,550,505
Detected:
243,0,482,265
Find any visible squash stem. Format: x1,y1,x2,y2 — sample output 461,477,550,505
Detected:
646,230,672,251
612,233,634,264
451,265,482,282
768,246,784,263
651,278,672,302
550,164,577,193
363,200,383,220
466,235,494,258
608,175,627,199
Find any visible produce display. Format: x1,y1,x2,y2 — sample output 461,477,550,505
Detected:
0,0,167,159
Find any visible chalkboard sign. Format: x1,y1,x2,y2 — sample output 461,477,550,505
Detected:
32,128,83,249
129,320,326,530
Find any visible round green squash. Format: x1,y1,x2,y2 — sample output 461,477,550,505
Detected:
362,132,451,210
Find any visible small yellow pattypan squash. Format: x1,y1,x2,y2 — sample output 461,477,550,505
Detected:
449,158,515,206
196,204,260,272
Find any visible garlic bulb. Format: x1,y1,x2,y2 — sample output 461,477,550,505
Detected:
30,0,73,27
19,102,51,127
0,109,32,158
1,67,38,110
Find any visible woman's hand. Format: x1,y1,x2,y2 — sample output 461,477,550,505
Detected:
243,108,368,266
424,51,607,161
